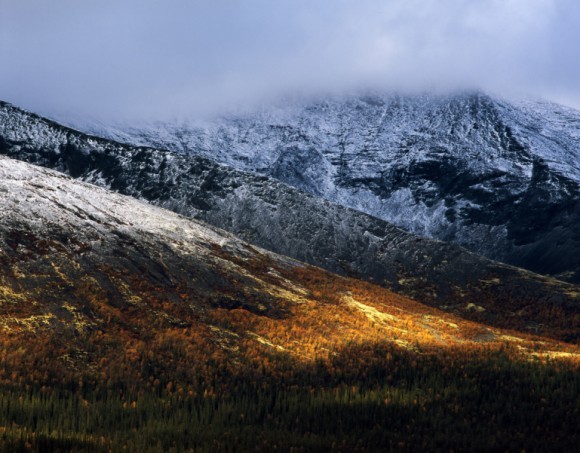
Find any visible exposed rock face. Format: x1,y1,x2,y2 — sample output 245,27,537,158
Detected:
63,93,580,282
1,103,579,340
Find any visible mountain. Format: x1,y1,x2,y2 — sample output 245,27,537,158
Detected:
4,153,571,360
62,92,580,283
1,100,579,342
0,155,579,451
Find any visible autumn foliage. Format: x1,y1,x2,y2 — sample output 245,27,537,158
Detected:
0,227,579,450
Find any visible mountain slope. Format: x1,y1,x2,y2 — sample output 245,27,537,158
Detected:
4,154,573,355
67,92,580,283
1,155,579,451
0,101,579,341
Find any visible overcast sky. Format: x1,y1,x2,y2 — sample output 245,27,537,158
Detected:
1,0,580,119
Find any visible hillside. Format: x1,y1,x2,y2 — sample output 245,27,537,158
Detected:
1,100,579,342
0,155,579,451
3,154,574,361
63,92,580,283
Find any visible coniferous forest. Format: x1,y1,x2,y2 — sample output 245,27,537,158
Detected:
0,331,579,451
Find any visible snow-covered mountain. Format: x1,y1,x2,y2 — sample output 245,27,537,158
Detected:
1,100,579,340
59,92,580,283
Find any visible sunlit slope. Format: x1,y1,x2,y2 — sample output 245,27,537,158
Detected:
0,156,579,451
0,155,578,366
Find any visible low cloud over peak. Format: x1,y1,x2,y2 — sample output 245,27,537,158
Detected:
1,0,579,119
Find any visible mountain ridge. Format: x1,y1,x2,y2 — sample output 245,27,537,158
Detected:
5,153,571,353
56,92,580,282
0,100,578,342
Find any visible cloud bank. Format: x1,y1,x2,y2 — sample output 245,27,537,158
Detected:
1,0,579,119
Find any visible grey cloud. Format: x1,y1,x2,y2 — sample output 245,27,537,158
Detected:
1,0,579,119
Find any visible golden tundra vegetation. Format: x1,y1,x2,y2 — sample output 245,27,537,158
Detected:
0,159,579,451
1,252,579,452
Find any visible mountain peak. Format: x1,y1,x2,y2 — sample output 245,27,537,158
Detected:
43,91,580,282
